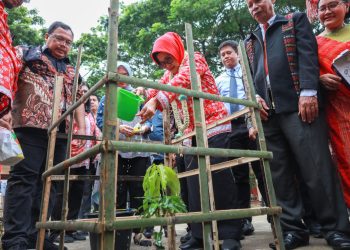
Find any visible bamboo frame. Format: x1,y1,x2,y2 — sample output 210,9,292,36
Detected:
36,0,285,249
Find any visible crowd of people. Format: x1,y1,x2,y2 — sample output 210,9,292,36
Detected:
0,0,350,250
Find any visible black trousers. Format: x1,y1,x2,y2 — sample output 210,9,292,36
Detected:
2,128,67,249
50,166,88,237
184,132,241,240
116,156,151,210
229,120,268,221
263,111,350,236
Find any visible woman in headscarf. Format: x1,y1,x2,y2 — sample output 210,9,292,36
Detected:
96,61,153,245
138,32,241,250
316,0,350,209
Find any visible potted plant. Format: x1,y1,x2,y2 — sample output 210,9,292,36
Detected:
140,163,187,249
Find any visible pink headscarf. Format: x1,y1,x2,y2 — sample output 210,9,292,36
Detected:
150,32,185,65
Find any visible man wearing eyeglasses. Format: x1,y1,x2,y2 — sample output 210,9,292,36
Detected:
0,0,30,129
215,40,268,240
2,21,85,250
245,0,350,249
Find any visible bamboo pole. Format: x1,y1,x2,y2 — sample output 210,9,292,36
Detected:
57,45,83,250
36,207,282,232
108,72,259,108
36,76,63,250
99,0,119,249
177,157,260,179
184,23,212,250
42,140,272,178
238,42,285,250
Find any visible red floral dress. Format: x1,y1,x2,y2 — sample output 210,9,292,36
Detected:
147,52,231,141
317,33,350,207
0,2,22,117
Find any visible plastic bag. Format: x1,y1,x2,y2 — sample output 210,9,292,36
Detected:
0,127,24,165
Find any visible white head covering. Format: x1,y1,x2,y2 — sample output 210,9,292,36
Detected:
117,61,133,76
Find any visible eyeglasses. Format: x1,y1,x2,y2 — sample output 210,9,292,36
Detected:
318,1,344,12
50,34,73,47
158,56,174,68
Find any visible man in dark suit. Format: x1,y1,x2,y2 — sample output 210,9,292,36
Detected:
245,0,350,249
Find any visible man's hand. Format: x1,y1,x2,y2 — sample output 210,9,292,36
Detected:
298,96,318,123
248,127,258,141
0,112,12,130
320,73,342,91
137,97,157,123
256,96,269,121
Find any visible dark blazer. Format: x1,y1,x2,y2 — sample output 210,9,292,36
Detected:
245,13,320,114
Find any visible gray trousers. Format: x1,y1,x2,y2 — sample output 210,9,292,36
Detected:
263,111,350,236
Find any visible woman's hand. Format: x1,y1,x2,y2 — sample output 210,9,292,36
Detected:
137,97,158,123
320,73,342,91
134,87,146,96
120,125,134,137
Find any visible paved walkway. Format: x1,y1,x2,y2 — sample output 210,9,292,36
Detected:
65,215,332,249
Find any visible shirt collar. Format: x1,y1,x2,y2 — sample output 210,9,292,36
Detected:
259,15,276,30
42,45,70,64
225,63,241,74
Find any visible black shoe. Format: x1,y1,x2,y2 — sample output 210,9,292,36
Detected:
242,219,255,236
179,237,203,250
27,238,67,250
54,234,74,243
180,230,192,243
326,232,350,250
143,227,154,239
269,233,309,250
221,239,241,250
72,232,86,241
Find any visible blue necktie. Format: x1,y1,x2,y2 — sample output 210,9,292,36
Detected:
229,68,239,114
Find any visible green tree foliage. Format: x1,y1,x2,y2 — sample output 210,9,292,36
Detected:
118,0,307,77
72,0,310,88
7,6,45,46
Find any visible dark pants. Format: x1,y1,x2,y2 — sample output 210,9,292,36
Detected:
229,119,268,222
184,132,241,240
78,162,97,219
263,111,350,237
2,128,67,249
117,156,151,210
50,166,88,238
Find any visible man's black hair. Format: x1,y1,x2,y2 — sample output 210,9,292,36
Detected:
48,21,74,38
218,40,239,54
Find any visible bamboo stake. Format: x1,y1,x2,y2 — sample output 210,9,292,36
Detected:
36,76,63,250
99,0,119,249
42,141,272,179
37,207,282,232
177,157,260,179
184,23,212,250
109,72,259,108
57,44,83,250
